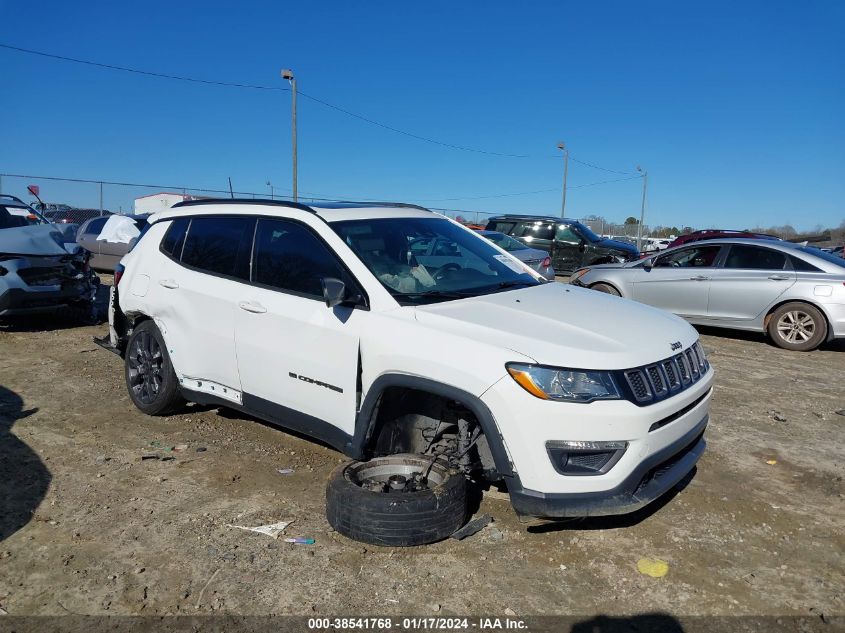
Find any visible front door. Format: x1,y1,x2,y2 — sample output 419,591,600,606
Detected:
631,244,723,318
234,218,363,439
553,223,584,272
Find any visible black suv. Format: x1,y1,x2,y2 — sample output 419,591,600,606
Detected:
485,215,639,274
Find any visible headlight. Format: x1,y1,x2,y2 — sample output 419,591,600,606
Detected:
570,268,590,283
506,363,621,403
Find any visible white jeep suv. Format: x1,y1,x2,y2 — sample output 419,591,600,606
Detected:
105,200,713,546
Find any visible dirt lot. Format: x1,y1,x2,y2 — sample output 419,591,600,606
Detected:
1,278,843,622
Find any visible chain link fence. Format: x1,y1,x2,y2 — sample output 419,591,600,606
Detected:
1,173,656,242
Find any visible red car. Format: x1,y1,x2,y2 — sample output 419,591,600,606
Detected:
666,230,780,249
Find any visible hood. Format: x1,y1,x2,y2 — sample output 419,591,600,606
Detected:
413,282,698,369
596,237,639,256
0,224,82,257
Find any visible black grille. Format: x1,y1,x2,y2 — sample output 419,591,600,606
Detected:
625,370,651,402
620,343,709,406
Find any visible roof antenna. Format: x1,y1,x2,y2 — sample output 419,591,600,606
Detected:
228,177,234,199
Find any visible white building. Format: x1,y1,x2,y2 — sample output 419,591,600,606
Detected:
134,192,208,214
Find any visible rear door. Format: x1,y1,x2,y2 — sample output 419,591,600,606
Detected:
706,244,795,320
153,215,254,398
631,244,723,318
234,218,364,438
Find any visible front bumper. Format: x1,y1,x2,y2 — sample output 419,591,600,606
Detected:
480,363,713,518
0,285,92,316
507,414,707,518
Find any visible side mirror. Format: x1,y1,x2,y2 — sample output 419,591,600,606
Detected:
321,277,347,308
578,239,586,253
643,258,653,271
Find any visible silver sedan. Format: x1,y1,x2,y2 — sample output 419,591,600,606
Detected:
476,230,556,280
570,238,845,351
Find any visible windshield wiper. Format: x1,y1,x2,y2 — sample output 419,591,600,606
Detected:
392,289,476,299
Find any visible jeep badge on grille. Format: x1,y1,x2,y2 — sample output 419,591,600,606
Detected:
670,341,682,351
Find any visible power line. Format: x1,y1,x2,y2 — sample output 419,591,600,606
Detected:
0,43,286,91
1,43,636,172
296,89,529,158
414,175,642,202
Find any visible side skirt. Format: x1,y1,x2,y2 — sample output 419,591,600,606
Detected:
180,388,352,455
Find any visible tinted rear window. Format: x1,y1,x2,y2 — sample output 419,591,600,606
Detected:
789,255,821,272
724,245,786,270
181,216,254,280
794,246,845,268
84,217,109,235
160,217,189,258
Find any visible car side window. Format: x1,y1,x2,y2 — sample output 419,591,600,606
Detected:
724,245,786,270
181,216,254,280
516,222,554,241
84,217,109,235
555,225,580,243
789,255,821,272
160,217,190,259
655,245,721,268
252,218,346,299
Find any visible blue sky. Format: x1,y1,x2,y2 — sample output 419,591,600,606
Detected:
1,0,843,231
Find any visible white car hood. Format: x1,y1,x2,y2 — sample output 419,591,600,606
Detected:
413,282,698,369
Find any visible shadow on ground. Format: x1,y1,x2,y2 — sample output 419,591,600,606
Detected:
0,385,51,542
694,324,845,352
521,468,696,534
571,613,684,632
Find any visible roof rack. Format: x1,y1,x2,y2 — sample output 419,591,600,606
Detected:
171,197,434,214
313,200,434,213
171,198,318,213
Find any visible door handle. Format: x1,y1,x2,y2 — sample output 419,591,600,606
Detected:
238,301,267,314
768,274,790,281
689,275,710,281
158,279,179,289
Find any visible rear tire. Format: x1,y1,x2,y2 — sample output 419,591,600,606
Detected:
591,282,621,296
767,302,827,351
326,454,468,547
125,320,184,415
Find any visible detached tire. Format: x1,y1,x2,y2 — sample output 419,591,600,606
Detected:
326,454,468,547
767,302,827,352
125,320,184,415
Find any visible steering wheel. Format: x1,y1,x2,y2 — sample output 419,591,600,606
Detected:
432,263,461,281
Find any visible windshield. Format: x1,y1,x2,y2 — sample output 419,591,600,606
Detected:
796,246,845,268
331,217,542,304
0,204,49,228
480,231,528,252
575,222,601,243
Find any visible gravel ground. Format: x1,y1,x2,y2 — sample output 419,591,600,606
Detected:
0,279,843,621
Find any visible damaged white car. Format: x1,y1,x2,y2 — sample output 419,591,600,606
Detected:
0,195,99,320
102,199,712,546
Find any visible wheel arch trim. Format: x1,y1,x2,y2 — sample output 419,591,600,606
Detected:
350,374,514,478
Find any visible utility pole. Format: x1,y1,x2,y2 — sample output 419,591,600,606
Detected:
266,181,274,200
99,182,103,215
281,69,298,202
636,166,648,252
557,142,569,217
